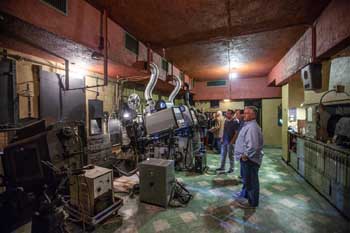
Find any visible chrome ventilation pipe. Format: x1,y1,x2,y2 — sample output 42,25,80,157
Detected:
168,75,182,105
144,63,159,113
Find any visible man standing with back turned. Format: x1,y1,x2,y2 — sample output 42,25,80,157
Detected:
234,106,264,208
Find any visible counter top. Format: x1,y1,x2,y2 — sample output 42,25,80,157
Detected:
288,131,350,155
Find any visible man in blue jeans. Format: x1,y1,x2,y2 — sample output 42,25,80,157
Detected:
231,109,245,198
216,109,239,173
234,106,264,208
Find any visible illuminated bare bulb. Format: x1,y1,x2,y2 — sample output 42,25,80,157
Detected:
123,112,130,119
223,99,230,102
229,72,237,80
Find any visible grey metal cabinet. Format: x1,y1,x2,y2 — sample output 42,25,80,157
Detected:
294,136,350,218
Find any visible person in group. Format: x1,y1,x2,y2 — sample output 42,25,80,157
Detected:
234,106,264,208
217,111,225,151
216,109,239,173
209,111,223,153
196,109,208,144
233,110,244,175
232,109,245,197
234,109,245,132
183,82,194,106
207,112,216,150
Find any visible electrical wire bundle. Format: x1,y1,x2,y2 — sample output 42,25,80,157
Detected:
168,179,193,207
112,159,139,177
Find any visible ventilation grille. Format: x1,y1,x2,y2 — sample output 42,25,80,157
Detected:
41,0,68,15
125,33,139,55
207,80,226,87
210,100,220,108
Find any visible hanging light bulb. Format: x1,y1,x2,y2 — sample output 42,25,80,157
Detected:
229,72,237,80
123,112,130,119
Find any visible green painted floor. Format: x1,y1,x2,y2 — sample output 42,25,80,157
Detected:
93,147,350,233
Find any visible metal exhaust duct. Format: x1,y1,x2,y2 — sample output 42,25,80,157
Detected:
168,75,182,105
144,63,159,112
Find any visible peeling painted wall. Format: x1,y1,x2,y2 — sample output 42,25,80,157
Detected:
193,77,281,100
195,100,244,112
262,99,282,146
281,84,289,161
288,73,305,108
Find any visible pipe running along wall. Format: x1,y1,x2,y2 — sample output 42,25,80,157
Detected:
0,10,109,91
168,75,182,105
66,9,109,90
144,63,159,113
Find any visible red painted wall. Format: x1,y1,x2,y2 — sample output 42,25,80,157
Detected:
0,0,155,76
268,0,350,85
1,0,100,50
193,77,281,100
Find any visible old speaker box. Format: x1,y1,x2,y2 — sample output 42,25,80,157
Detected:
301,63,322,90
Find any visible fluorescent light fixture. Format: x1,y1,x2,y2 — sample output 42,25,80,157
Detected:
229,72,237,80
223,99,230,102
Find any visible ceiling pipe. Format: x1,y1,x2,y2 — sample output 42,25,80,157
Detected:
168,75,182,105
0,12,72,89
144,62,159,113
0,11,110,91
64,60,70,90
103,8,108,86
64,9,109,90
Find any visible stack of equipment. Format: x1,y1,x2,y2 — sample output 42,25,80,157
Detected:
87,134,113,168
67,165,123,225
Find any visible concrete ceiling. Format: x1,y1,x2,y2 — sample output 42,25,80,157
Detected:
89,0,330,81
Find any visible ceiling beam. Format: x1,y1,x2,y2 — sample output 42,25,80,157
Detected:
152,22,310,49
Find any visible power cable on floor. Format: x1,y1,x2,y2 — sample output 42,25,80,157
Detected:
168,179,193,207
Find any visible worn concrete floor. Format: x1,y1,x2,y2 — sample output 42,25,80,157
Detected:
75,147,349,232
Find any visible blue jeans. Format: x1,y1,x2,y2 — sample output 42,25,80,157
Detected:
239,160,247,198
241,159,260,207
213,138,221,153
219,144,234,170
207,131,214,148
